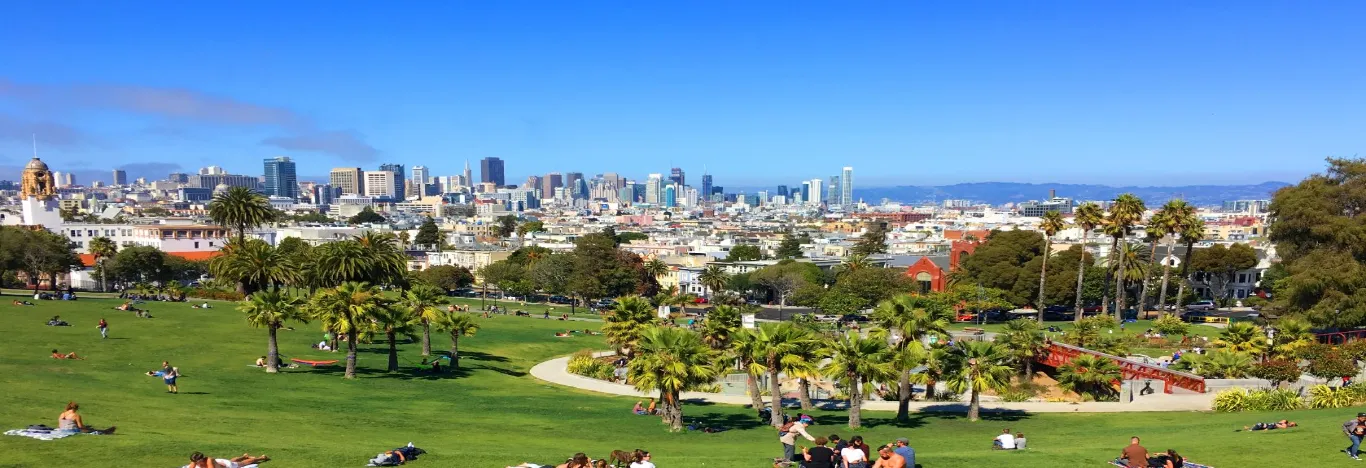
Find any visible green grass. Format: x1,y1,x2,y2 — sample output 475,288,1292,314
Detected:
0,293,1355,467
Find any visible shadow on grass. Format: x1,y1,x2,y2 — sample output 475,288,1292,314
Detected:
303,364,475,380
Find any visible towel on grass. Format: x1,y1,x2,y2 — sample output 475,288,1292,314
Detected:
178,462,257,468
4,428,77,441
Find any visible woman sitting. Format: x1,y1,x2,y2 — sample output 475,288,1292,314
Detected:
255,356,267,367
51,349,83,360
186,451,270,468
633,401,647,415
58,402,114,434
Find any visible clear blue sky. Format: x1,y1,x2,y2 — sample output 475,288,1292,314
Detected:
1,1,1362,187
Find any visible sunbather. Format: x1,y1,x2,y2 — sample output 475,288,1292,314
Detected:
187,451,269,468
51,349,83,360
1245,420,1297,431
57,402,114,434
554,332,570,337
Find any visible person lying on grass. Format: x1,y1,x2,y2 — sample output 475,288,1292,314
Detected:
51,349,83,360
1244,420,1297,431
186,451,269,468
58,402,115,434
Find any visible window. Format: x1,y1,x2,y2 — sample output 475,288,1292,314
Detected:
1236,289,1247,299
194,242,200,249
1237,273,1247,283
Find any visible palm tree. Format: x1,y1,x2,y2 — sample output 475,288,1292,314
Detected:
838,254,873,276
731,328,769,411
997,319,1045,377
1272,318,1315,359
628,326,722,431
790,338,824,410
1173,216,1206,312
944,340,1013,421
1036,211,1066,318
1135,210,1168,313
209,239,298,295
1056,354,1122,401
364,304,419,372
603,296,658,357
1215,322,1269,356
823,331,895,429
432,310,480,368
1180,349,1253,378
911,344,951,400
238,290,307,373
355,232,408,287
699,265,730,298
1156,200,1194,312
1107,194,1146,318
402,284,449,356
307,282,388,379
88,236,117,293
1072,203,1104,321
751,322,817,427
872,294,953,420
1110,243,1149,313
311,240,371,287
644,258,668,280
700,304,741,350
208,186,274,245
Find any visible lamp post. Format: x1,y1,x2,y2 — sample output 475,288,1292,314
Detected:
1264,326,1276,362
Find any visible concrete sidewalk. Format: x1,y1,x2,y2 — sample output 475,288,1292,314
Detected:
530,354,1217,413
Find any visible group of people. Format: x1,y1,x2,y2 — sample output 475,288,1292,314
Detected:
991,429,1027,450
777,414,915,468
144,361,181,393
508,449,654,468
1117,437,1183,468
632,400,658,415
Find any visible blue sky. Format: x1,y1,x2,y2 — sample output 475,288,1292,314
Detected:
0,1,1362,187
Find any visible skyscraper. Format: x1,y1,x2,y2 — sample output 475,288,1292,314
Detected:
463,161,473,187
565,172,585,199
263,156,299,199
411,165,430,185
841,167,854,205
827,175,841,207
365,171,396,199
700,174,713,203
805,178,823,205
541,173,563,200
669,167,685,187
645,174,663,204
312,184,341,205
112,170,127,186
776,185,788,198
480,157,505,186
379,163,406,200
329,167,364,195
664,184,677,208
524,175,542,191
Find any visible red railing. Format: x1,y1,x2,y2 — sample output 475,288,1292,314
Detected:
1037,341,1207,394
1316,329,1366,345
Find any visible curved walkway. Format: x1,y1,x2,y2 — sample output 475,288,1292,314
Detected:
530,352,1217,413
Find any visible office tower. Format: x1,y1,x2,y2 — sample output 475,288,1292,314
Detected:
52,171,64,188
411,165,430,185
663,185,677,208
168,172,189,184
645,174,663,204
841,167,854,205
806,178,824,205
634,183,647,203
480,157,505,186
669,167,685,187
827,175,841,207
312,184,341,205
191,173,260,190
757,190,768,206
112,170,128,185
329,167,365,195
777,185,788,198
263,156,299,199
710,186,724,202
541,172,563,200
364,171,396,199
379,163,406,199
463,161,473,188
700,174,713,202
524,175,542,192
602,172,623,191
565,172,585,198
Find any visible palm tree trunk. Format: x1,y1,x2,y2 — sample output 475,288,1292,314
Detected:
344,332,358,379
266,326,280,374
450,335,461,368
848,375,863,429
1137,241,1159,314
665,391,684,432
798,378,813,410
98,259,107,293
1158,238,1176,315
1037,237,1051,320
968,388,981,422
747,372,765,410
1174,241,1196,311
897,370,912,420
1074,232,1089,322
421,321,432,356
769,367,784,427
1115,242,1128,319
925,378,938,400
1103,238,1118,316
387,331,399,372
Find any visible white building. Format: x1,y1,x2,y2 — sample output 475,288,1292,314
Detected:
364,171,396,199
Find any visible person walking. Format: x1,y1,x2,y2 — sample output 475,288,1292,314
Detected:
97,318,108,339
163,366,179,394
1345,413,1366,460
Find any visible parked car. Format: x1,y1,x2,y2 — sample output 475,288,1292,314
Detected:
1181,310,1211,323
548,295,572,304
839,314,870,323
1186,300,1217,311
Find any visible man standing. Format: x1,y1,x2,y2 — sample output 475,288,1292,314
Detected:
892,438,915,468
1119,437,1148,467
778,415,815,464
1344,413,1366,460
97,318,108,339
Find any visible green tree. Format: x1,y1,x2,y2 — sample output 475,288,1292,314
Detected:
951,229,1045,306
348,207,387,225
364,303,420,372
1106,194,1146,317
307,282,388,379
402,284,449,356
749,322,817,427
208,239,298,295
515,220,545,237
1173,216,1206,312
1072,202,1105,321
1272,318,1315,359
1214,322,1269,356
1178,349,1253,378
1268,159,1366,325
872,294,952,420
823,331,895,429
852,222,888,256
238,290,307,373
107,245,173,286
603,296,658,356
628,326,722,431
615,231,649,245
1154,200,1194,312
724,245,763,262
529,252,574,296
414,265,475,291
414,217,442,247
208,186,274,244
996,319,1045,377
700,304,742,350
1251,359,1303,388
826,267,909,311
432,310,480,368
698,265,730,298
944,340,1014,421
569,233,644,304
751,260,823,308
88,236,117,293
1189,243,1258,306
1057,354,1122,401
1036,211,1066,316
775,233,804,259
732,328,769,410
644,258,669,279
495,214,518,238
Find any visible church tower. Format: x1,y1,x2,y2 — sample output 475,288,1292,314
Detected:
20,158,63,228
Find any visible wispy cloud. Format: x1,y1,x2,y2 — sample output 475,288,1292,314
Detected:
0,114,102,148
0,78,378,161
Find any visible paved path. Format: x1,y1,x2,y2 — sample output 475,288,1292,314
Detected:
530,353,1217,413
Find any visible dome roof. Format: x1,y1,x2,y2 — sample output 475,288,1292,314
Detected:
24,158,49,171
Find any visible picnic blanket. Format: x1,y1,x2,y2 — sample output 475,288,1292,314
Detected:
1109,459,1213,468
179,462,257,468
5,428,77,441
291,358,338,367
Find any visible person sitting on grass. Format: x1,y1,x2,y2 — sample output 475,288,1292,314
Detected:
255,356,267,367
1014,433,1026,449
187,451,270,468
1118,437,1148,467
1245,420,1297,431
555,453,591,468
51,349,84,360
1148,449,1184,468
633,401,647,415
992,428,1016,450
47,316,70,326
57,402,114,434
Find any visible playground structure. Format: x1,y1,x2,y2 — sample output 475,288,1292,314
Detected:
1036,341,1207,394
1316,329,1366,345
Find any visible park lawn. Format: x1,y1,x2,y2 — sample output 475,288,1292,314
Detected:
0,294,1356,467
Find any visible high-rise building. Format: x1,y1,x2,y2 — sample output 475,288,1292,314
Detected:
805,178,823,205
329,167,365,195
312,184,341,205
524,175,542,192
191,173,260,190
827,175,841,207
168,172,189,184
463,161,473,188
757,190,768,206
777,185,788,198
199,166,226,176
541,172,563,200
664,185,677,208
379,163,406,200
411,165,430,185
263,156,299,199
669,167,685,187
480,157,505,186
701,174,713,203
841,167,854,206
364,171,396,199
645,174,663,204
111,170,128,186
565,172,585,199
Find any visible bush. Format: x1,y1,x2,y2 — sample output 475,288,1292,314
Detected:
931,391,962,402
1212,388,1250,412
1248,388,1303,411
1309,384,1358,409
567,351,615,381
1250,360,1304,387
185,287,243,301
1342,340,1366,362
1306,349,1358,382
998,388,1034,402
1153,315,1190,337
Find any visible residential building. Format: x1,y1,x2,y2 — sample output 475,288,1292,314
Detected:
263,156,298,199
645,174,663,204
329,167,365,195
480,157,505,186
804,178,824,205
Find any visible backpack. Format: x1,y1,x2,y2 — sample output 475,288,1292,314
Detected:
778,421,795,436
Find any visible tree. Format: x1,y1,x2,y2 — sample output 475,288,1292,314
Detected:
1106,194,1146,317
106,245,173,286
209,240,298,295
1214,322,1269,356
432,310,480,368
700,304,742,350
749,322,817,427
1178,349,1253,378
569,233,644,304
698,265,730,298
644,258,669,279
1306,347,1357,383
996,319,1045,377
951,229,1046,306
628,326,722,431
724,245,763,262
1189,244,1258,306
751,261,813,308
365,303,420,372
1271,318,1315,359
529,253,574,296
1072,202,1105,321
515,220,545,237
413,217,442,247
775,234,804,259
615,231,648,245
403,284,449,356
414,265,475,291
347,207,386,225
1154,200,1194,313
495,214,518,238
603,296,658,357
478,260,527,298
1173,216,1206,312
852,223,889,256
873,294,952,420
208,186,274,245
823,331,894,429
1251,359,1304,388
1267,158,1366,326
15,229,81,294
943,341,1013,421
307,282,388,379
1036,211,1066,316
239,290,307,373
88,237,117,293
1056,354,1122,401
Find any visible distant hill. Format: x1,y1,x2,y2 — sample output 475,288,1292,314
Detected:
851,181,1291,206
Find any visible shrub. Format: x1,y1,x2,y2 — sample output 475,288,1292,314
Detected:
1248,388,1303,411
998,388,1034,402
1212,388,1250,412
1153,315,1190,337
1344,382,1366,403
1250,360,1304,388
567,351,614,380
1306,349,1358,382
696,384,723,394
1342,340,1366,363
931,391,962,402
185,287,243,302
1184,349,1254,378
1309,384,1357,409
